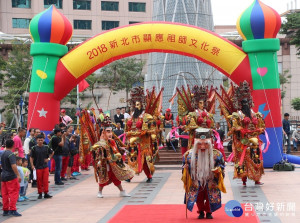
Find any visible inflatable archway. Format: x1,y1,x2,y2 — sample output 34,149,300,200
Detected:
27,1,289,167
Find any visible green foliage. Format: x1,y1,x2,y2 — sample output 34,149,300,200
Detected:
4,112,16,128
1,43,32,127
291,97,300,110
0,51,6,80
279,70,291,99
280,12,300,55
99,58,145,102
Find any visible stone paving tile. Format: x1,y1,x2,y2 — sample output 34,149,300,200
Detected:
0,165,299,223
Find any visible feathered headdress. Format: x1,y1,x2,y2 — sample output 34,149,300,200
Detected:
191,85,209,110
128,86,146,110
233,81,253,110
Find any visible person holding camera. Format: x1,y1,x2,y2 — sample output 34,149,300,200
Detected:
60,126,75,181
66,127,79,180
50,129,66,185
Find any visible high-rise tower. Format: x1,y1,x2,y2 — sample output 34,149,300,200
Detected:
146,0,223,117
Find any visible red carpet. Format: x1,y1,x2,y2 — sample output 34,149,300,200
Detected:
109,204,259,223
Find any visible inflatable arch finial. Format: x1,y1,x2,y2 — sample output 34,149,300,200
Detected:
237,0,281,40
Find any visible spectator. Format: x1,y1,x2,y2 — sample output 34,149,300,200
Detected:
60,109,73,126
50,129,66,185
1,139,22,217
29,128,41,188
66,130,78,180
20,158,30,200
165,127,178,150
13,127,26,158
292,125,300,151
49,123,66,173
164,108,174,128
71,130,81,177
47,124,60,140
122,107,131,120
176,115,188,155
30,134,53,199
282,113,291,154
23,128,34,159
60,126,74,181
114,108,124,129
114,123,124,140
16,157,25,202
215,122,225,142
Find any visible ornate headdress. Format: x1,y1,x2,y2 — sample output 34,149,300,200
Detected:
194,128,212,139
233,81,253,110
101,116,113,129
191,85,208,110
128,86,146,110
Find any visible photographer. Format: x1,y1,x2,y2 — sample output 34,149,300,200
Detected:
50,128,66,185
66,127,79,180
60,126,75,181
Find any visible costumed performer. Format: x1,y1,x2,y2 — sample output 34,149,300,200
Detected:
91,117,134,198
182,127,226,219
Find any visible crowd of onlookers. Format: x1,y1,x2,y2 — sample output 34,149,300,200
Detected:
0,109,86,217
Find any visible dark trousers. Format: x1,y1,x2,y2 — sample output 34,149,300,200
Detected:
196,186,211,213
284,133,291,154
53,155,62,183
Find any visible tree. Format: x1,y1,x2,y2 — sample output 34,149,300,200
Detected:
2,42,32,127
99,58,145,107
279,69,291,99
280,12,300,55
291,97,300,110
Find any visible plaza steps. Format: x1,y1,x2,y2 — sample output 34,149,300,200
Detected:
156,147,232,165
157,147,300,165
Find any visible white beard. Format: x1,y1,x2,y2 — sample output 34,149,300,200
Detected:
190,140,214,187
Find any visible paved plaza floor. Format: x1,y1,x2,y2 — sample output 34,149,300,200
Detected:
0,164,299,223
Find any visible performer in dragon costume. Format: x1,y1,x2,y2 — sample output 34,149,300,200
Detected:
79,110,134,198
182,128,226,219
216,81,265,186
125,86,163,183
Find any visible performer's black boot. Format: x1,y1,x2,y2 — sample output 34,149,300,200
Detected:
206,212,213,219
146,178,152,183
197,211,205,219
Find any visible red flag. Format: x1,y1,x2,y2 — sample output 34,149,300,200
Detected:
78,79,89,92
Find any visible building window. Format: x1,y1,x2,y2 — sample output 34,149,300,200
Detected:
12,0,31,8
12,18,31,28
44,0,62,9
101,1,119,11
129,21,140,24
102,21,119,30
73,0,91,10
129,2,146,12
74,20,92,30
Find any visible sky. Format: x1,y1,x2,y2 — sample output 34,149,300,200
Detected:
211,0,295,25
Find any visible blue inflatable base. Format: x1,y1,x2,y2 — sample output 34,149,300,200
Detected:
283,154,300,165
